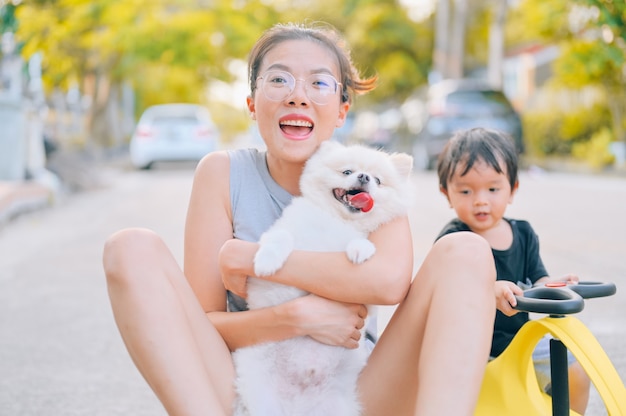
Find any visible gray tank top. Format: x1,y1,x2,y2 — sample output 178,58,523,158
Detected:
227,148,293,312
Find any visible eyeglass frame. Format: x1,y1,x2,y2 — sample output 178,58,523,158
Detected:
254,70,343,105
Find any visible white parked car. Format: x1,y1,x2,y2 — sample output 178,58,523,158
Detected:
129,103,219,169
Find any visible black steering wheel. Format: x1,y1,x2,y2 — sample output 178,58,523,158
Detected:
514,281,617,315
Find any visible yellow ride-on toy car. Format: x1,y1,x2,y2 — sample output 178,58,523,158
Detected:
476,281,626,416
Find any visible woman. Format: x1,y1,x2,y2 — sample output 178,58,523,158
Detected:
103,22,496,416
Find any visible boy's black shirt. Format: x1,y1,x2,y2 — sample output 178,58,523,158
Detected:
436,218,548,357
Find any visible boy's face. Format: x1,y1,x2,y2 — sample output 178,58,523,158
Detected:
441,159,518,234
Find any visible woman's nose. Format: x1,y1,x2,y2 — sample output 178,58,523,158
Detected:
287,79,310,106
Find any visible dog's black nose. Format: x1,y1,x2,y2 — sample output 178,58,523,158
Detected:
358,173,370,184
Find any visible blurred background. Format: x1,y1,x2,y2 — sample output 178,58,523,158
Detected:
1,0,625,182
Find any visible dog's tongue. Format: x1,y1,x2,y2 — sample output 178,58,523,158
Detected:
348,192,374,212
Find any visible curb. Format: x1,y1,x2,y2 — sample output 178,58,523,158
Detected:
0,180,54,226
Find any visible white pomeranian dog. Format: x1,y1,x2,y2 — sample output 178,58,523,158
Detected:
232,140,413,416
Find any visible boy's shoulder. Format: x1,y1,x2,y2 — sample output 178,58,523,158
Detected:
436,218,538,241
505,217,532,228
505,218,537,236
436,218,471,241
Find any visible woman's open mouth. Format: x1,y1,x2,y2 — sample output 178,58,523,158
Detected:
279,119,313,138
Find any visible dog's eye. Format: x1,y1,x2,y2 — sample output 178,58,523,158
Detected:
374,177,381,185
342,170,352,176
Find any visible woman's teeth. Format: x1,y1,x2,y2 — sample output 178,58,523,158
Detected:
280,120,313,127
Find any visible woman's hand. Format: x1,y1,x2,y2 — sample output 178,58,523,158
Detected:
218,239,258,299
291,294,368,349
495,280,523,316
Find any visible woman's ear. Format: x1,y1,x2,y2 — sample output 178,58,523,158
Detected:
335,101,350,128
247,96,255,119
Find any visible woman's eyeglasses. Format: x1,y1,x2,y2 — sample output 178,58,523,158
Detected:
256,70,342,105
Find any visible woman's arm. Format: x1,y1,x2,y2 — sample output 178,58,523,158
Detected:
184,152,365,351
220,216,414,306
277,216,414,305
208,295,366,351
184,151,233,313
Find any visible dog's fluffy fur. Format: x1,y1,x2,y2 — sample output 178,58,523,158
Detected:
232,141,413,416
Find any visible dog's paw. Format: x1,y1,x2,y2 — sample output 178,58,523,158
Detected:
254,248,288,277
346,239,376,264
253,229,294,276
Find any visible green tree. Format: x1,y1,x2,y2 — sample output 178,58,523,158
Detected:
260,0,434,107
0,2,18,35
513,0,626,146
14,0,435,146
15,0,276,146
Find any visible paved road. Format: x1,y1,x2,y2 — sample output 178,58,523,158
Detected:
1,161,624,415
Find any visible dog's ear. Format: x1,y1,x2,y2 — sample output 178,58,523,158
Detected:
390,153,413,178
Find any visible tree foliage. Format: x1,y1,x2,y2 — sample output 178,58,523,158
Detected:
13,0,277,144
512,0,626,144
0,2,18,36
13,0,625,154
11,0,436,145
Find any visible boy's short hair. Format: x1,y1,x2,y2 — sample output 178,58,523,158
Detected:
437,127,519,191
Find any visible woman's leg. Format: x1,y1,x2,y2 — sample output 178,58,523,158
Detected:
103,228,235,416
359,232,496,416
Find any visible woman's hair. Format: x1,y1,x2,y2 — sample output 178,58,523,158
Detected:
437,127,519,191
248,22,377,104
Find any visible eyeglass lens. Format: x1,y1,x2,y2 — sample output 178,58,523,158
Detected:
259,71,339,105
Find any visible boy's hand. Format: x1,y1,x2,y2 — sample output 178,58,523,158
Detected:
536,273,580,287
495,280,523,316
551,273,579,285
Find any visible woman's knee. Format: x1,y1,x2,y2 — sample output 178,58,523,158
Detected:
431,232,495,283
435,231,490,256
103,228,165,284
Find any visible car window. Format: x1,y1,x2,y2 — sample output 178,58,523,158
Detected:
152,115,199,126
444,91,513,117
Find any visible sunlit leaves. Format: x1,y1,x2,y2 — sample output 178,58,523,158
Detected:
339,1,432,104
15,0,271,102
513,0,573,40
12,0,435,142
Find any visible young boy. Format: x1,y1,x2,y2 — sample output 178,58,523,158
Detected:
435,127,591,414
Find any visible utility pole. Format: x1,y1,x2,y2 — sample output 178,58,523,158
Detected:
449,0,467,79
433,0,468,81
432,0,450,83
488,0,508,89
434,0,510,85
